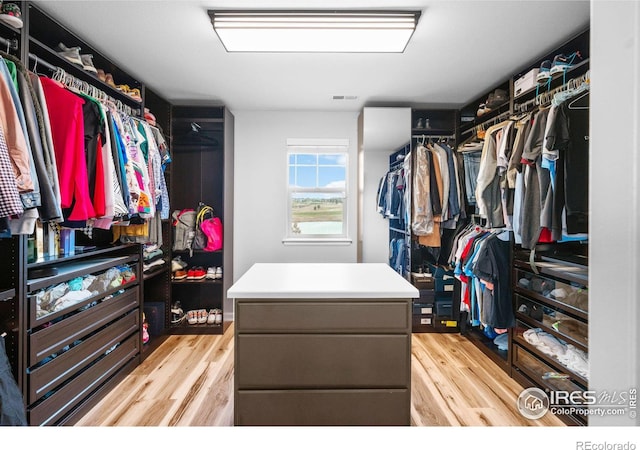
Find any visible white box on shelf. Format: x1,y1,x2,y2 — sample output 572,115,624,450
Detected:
514,68,540,98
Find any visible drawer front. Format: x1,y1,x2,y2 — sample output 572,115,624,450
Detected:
29,287,139,365
236,300,410,333
513,344,587,424
515,293,588,348
235,389,409,425
514,268,588,315
514,320,589,387
28,333,139,426
28,310,139,404
236,334,410,389
413,302,433,315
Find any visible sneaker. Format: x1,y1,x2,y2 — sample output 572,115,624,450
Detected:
173,269,188,280
171,301,185,324
415,118,424,129
476,103,489,117
536,60,552,82
0,3,23,29
206,267,216,280
207,309,216,325
80,54,98,73
171,256,188,272
187,266,206,280
56,43,83,67
549,51,581,75
215,267,222,280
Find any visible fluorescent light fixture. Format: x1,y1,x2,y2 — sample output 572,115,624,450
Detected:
208,10,421,53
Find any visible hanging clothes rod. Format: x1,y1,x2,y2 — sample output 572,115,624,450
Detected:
0,35,18,52
28,53,57,73
411,134,455,140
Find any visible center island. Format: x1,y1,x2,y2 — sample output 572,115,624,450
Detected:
227,262,419,426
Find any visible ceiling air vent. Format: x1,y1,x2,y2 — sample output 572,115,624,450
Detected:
333,95,358,100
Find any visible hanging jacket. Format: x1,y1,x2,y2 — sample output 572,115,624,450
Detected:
16,67,60,221
0,59,35,198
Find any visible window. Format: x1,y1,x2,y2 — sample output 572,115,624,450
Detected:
285,139,349,242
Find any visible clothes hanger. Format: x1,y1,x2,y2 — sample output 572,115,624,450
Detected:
567,88,590,110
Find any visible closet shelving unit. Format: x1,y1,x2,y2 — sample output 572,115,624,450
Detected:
0,2,25,395
0,2,177,423
169,105,234,335
26,4,143,114
401,109,462,333
452,27,590,410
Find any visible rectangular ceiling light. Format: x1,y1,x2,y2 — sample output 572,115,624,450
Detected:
208,10,421,53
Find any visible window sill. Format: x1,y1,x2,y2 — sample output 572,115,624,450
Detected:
282,237,353,246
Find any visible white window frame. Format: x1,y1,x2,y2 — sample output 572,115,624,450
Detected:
283,138,351,245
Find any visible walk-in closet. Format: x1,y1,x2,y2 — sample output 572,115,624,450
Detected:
0,0,638,444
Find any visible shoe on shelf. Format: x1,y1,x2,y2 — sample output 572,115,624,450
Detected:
476,103,489,117
171,301,185,324
215,267,223,280
173,269,188,280
105,73,116,88
56,42,84,67
171,256,188,272
549,51,582,75
214,309,223,325
128,87,142,102
197,309,208,324
536,60,552,83
187,310,198,325
96,68,107,82
206,267,216,280
80,54,98,74
207,309,216,325
187,266,206,280
0,3,23,29
415,118,424,129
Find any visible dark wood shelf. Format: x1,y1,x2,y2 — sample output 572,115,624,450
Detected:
0,288,16,302
171,279,223,285
514,58,590,100
143,266,168,281
515,311,587,353
28,37,143,110
27,244,138,268
513,334,588,388
27,255,139,292
513,286,587,322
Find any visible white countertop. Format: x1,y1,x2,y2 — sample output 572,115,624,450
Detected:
227,263,419,299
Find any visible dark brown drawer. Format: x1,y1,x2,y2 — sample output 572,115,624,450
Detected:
28,333,139,426
236,334,410,389
28,310,139,404
235,389,409,425
515,293,587,349
514,267,588,317
235,300,410,333
29,287,139,365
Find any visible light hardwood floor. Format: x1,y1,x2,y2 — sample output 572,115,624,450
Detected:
75,323,564,427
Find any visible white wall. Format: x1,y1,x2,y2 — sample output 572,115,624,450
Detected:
233,111,359,281
590,0,640,426
360,107,412,263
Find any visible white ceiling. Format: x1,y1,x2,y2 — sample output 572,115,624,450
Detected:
32,0,590,112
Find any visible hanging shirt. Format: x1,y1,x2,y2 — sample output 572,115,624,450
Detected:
40,76,96,221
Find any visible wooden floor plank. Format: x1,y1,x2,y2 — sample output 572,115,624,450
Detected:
76,323,565,427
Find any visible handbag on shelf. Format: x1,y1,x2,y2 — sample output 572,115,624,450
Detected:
195,203,223,252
